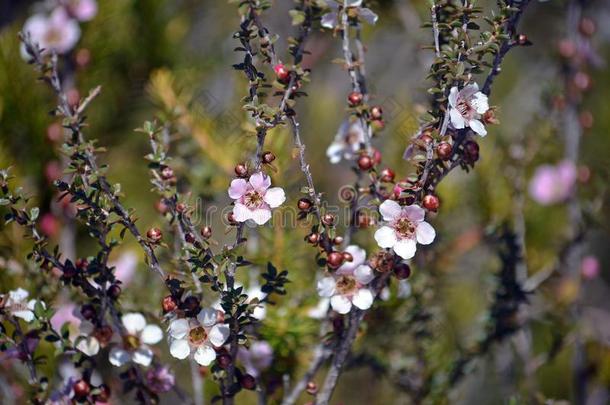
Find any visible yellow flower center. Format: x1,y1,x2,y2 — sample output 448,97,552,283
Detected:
188,326,207,345
335,276,358,295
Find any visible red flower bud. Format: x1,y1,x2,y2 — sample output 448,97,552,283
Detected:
234,163,248,177
347,91,363,106
162,295,178,313
147,227,163,243
298,198,312,211
422,194,440,212
327,251,344,269
436,142,453,160
200,226,213,239
262,151,276,164
274,64,290,82
380,168,395,183
357,154,374,171
73,379,91,399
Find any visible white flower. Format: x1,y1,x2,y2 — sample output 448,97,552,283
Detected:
316,264,375,314
109,313,163,367
448,83,489,136
22,8,81,56
237,341,273,377
326,119,366,164
74,321,100,357
228,172,286,225
1,288,43,322
321,0,378,29
374,200,435,260
167,308,230,366
308,298,330,319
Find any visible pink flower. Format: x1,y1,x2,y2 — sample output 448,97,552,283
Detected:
317,263,375,314
228,172,285,225
146,365,175,394
50,303,80,331
22,9,81,55
448,83,489,136
61,0,98,21
237,341,273,377
374,200,436,260
111,251,138,286
581,256,600,280
528,160,577,205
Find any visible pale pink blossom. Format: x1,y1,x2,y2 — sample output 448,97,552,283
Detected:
448,83,489,136
168,308,230,366
228,172,285,225
317,263,375,314
111,251,138,286
237,341,273,377
581,256,600,280
22,9,81,55
374,200,436,260
61,0,98,21
529,160,577,205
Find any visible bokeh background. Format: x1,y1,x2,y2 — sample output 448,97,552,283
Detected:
1,0,610,403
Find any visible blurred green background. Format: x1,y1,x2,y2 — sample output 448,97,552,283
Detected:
1,0,609,403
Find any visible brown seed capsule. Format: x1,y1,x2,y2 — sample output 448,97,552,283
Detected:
298,198,312,211
73,379,91,399
369,250,395,273
217,353,232,369
201,226,213,239
240,374,256,390
307,233,320,245
436,142,453,160
358,154,374,171
183,296,200,313
333,236,344,246
327,251,344,269
234,163,248,178
322,213,335,226
80,304,96,321
347,91,363,106
393,262,412,280
107,284,121,300
162,295,178,313
370,106,383,120
463,140,480,163
306,381,318,395
147,227,163,243
160,166,174,180
342,252,354,262
380,168,395,183
422,194,440,212
517,34,529,46
94,325,114,345
262,151,276,164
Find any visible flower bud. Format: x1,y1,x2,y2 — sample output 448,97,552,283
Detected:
262,151,276,164
235,163,248,177
147,227,163,243
227,212,237,225
183,296,200,313
162,295,178,313
217,353,232,369
380,168,395,183
357,154,374,171
342,252,353,262
201,226,213,239
297,198,312,211
422,194,440,212
463,140,479,163
160,166,174,181
94,326,114,345
81,304,96,321
73,379,90,399
347,91,363,106
107,284,121,300
239,374,256,390
274,63,290,82
333,236,344,246
307,233,320,245
436,142,452,160
393,262,411,280
327,251,344,269
306,381,318,395
322,213,335,226
93,384,111,402
370,106,383,120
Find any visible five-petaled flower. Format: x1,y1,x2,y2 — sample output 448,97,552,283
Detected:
1,288,44,323
168,308,230,366
228,172,286,225
109,312,163,367
321,0,378,29
448,83,490,136
374,200,435,259
326,119,366,164
22,8,81,55
317,245,375,314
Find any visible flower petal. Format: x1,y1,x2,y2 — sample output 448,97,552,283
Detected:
330,295,352,314
194,345,216,366
208,324,230,347
469,119,487,136
403,204,425,222
121,313,146,335
317,277,337,298
12,310,35,322
228,178,249,199
9,288,29,302
249,172,271,191
354,265,374,285
379,200,402,221
141,325,163,345
471,92,489,114
359,8,378,25
263,187,286,208
75,336,100,356
233,202,253,223
321,12,338,29
168,319,190,340
109,347,131,367
416,221,436,245
133,347,154,367
449,108,465,129
337,245,366,274
326,141,344,163
197,307,218,327
352,288,374,310
448,87,459,107
250,207,272,225
169,338,190,360
374,226,397,249
393,239,417,260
